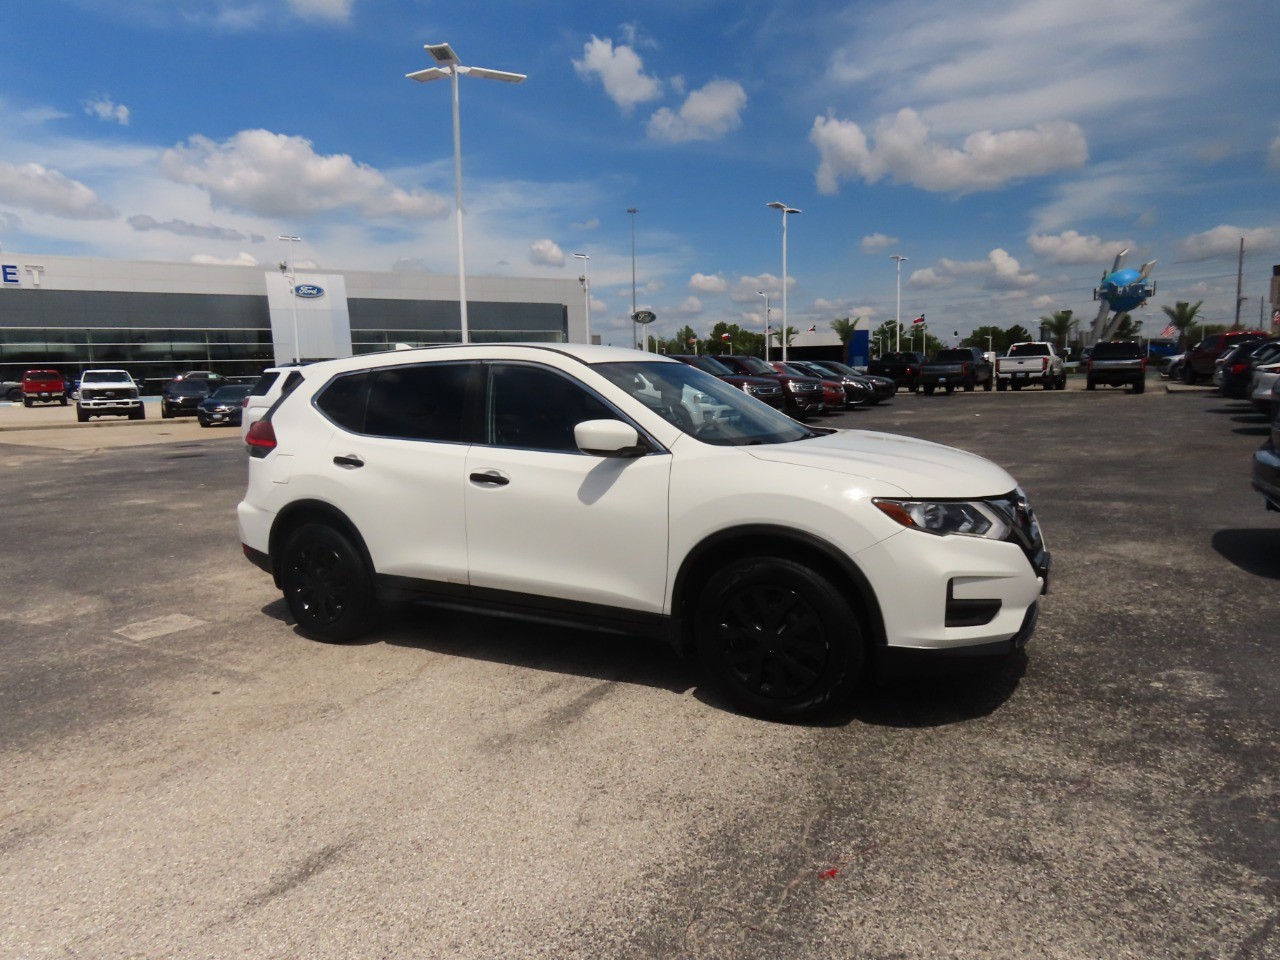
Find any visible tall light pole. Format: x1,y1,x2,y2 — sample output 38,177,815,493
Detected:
890,254,908,352
278,234,301,363
757,290,771,362
767,201,800,361
407,43,525,345
627,207,639,350
572,252,591,344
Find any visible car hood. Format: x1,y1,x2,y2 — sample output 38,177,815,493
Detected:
745,428,1017,499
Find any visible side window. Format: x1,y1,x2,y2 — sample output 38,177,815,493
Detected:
486,364,612,452
364,363,470,442
314,372,370,432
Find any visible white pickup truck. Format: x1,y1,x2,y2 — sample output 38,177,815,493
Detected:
76,369,145,421
995,342,1066,391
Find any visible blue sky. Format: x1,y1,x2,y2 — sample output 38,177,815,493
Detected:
1,0,1278,345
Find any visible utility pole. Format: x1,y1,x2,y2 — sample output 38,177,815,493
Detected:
1234,236,1245,330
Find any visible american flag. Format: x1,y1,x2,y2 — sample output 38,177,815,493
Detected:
1159,324,1179,339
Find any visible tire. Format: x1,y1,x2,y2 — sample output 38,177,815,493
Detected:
199,420,211,428
280,522,377,643
5,387,21,402
161,404,172,419
60,396,67,406
23,397,32,408
693,556,863,721
945,385,955,395
1086,378,1096,391
983,378,993,392
963,380,975,392
129,405,145,420
996,380,1007,392
1182,366,1196,385
923,384,935,396
76,404,89,422
1133,379,1146,395
1011,381,1022,391
1057,375,1068,390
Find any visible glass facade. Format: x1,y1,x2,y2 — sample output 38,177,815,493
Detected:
0,288,569,389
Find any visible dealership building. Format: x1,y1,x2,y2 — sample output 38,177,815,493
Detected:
0,252,587,386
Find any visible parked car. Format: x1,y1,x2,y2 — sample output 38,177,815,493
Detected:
76,369,144,421
786,359,876,408
667,355,786,409
160,379,214,418
767,360,850,412
1249,357,1280,414
20,369,67,407
920,347,994,395
1085,341,1146,393
807,360,897,403
238,344,1049,721
197,383,254,427
241,366,308,440
867,351,924,392
1219,339,1280,399
1182,331,1267,384
714,354,825,419
1252,406,1280,512
1,378,22,402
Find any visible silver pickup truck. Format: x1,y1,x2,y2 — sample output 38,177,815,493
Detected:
1085,340,1146,394
76,369,145,421
995,342,1066,391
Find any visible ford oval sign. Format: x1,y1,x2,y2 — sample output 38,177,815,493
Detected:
293,283,325,299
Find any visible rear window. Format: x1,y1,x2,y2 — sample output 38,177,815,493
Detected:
1008,344,1050,357
934,350,972,361
249,371,280,397
1091,342,1143,359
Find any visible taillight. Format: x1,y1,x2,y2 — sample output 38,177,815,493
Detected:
242,395,252,408
245,419,277,456
1229,362,1248,375
1041,358,1049,372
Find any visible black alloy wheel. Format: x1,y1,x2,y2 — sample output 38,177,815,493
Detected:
280,523,376,643
694,557,862,720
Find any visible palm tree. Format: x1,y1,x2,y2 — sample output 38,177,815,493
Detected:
1162,300,1204,350
1038,309,1077,352
829,316,861,348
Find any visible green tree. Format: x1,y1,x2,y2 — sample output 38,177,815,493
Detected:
1161,300,1204,350
770,326,800,350
1038,309,1077,352
962,325,1007,354
830,316,862,348
1004,323,1032,346
1111,312,1141,340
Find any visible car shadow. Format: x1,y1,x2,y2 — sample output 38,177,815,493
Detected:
1211,529,1280,580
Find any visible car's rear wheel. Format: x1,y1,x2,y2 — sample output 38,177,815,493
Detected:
1182,366,1196,385
983,378,993,391
1132,379,1146,394
1086,378,1096,391
280,522,376,643
923,384,935,396
693,557,863,721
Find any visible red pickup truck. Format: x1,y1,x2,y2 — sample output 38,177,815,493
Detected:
21,369,68,407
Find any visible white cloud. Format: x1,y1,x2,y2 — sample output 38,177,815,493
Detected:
85,95,130,126
924,249,1039,290
572,218,600,230
573,36,662,115
1032,295,1057,309
647,80,747,143
529,238,565,267
860,233,898,253
128,214,244,241
673,296,703,315
1269,136,1280,170
811,108,1088,195
908,267,952,288
1178,225,1277,261
689,272,727,293
0,161,117,219
288,0,352,21
159,129,450,220
1027,230,1133,265
730,273,794,303
191,252,260,266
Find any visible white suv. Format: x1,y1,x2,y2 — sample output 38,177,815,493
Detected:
237,344,1049,720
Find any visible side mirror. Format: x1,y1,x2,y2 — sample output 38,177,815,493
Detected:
574,419,647,458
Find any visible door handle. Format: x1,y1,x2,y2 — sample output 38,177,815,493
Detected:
469,470,509,487
333,454,364,469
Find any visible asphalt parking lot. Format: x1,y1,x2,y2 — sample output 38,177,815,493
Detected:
2,380,1277,959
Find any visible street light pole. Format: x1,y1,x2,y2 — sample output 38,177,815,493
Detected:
890,255,908,353
278,234,301,363
627,207,639,350
408,43,525,345
572,252,591,344
766,201,800,362
757,290,770,362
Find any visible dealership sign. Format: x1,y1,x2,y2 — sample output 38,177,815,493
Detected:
293,283,325,299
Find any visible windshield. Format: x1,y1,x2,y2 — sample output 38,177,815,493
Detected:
83,371,132,383
209,385,253,401
682,355,733,375
591,361,816,446
935,350,971,361
878,352,920,363
168,381,209,395
733,356,777,376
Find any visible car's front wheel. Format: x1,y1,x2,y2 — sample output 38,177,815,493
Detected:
693,557,863,721
280,522,376,643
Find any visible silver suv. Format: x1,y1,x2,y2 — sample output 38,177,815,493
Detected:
238,344,1048,720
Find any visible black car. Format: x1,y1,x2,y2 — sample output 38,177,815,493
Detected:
786,359,875,407
808,360,897,403
1219,339,1280,400
197,383,254,427
160,379,213,418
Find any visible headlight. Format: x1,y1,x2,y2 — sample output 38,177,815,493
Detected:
872,498,1011,540
742,383,761,395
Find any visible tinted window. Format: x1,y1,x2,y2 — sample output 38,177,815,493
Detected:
935,349,973,361
315,372,370,432
486,364,612,452
1009,344,1050,356
208,385,253,401
364,363,470,442
249,371,279,397
167,381,209,396
1091,342,1142,359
